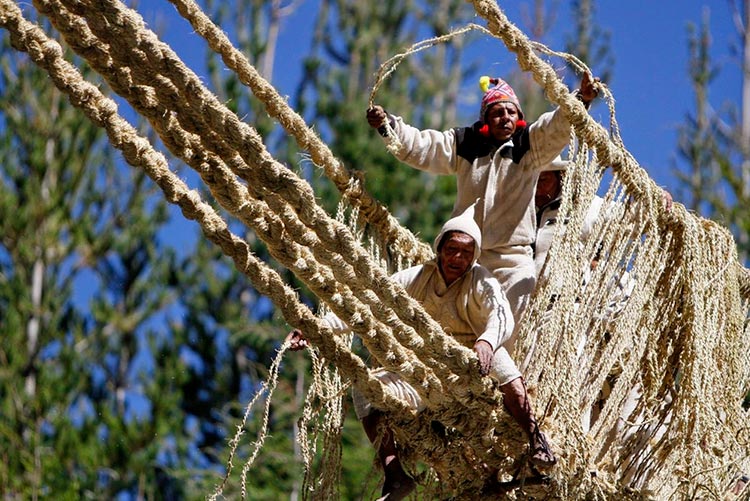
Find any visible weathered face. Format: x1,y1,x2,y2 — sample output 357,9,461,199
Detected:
535,171,563,208
485,102,519,142
437,232,475,286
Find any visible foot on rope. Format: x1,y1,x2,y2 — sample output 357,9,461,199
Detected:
529,427,557,468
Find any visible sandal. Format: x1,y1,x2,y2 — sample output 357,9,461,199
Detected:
529,427,557,468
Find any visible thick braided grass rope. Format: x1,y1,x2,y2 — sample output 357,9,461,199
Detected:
37,0,448,408
34,0,507,417
50,0,471,379
2,0,749,498
164,0,432,266
0,0,409,433
466,0,750,498
36,0,482,439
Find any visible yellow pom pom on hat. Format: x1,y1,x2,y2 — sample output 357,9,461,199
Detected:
479,76,524,122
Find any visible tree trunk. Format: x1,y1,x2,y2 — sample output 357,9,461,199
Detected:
740,0,749,261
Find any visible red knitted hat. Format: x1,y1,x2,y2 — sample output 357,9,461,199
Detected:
479,76,524,123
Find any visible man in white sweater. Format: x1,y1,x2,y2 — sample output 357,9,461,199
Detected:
367,75,599,350
286,205,556,500
533,157,605,279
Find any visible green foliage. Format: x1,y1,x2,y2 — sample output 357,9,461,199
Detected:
0,35,116,496
0,34,194,498
675,11,750,260
565,0,614,84
673,5,750,409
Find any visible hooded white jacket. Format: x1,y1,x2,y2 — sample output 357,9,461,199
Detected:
325,206,514,352
327,257,518,419
325,261,513,356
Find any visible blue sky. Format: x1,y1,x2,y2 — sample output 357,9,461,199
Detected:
138,0,742,205
582,2,742,189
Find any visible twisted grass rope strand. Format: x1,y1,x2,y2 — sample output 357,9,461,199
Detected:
0,0,408,428
166,0,432,265
40,0,453,408
55,0,503,412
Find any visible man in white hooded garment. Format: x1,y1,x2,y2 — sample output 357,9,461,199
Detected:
286,204,556,500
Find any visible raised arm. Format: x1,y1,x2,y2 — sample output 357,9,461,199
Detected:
366,104,458,175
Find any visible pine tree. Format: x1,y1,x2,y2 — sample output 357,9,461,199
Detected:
565,0,614,84
0,34,115,497
0,28,191,498
674,2,749,410
676,3,750,261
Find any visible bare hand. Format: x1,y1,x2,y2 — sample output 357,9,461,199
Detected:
579,73,600,105
284,329,308,351
473,340,494,376
366,105,388,129
661,188,673,211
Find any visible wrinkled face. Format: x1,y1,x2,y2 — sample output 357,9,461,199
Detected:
485,102,519,142
535,171,563,208
437,232,475,286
